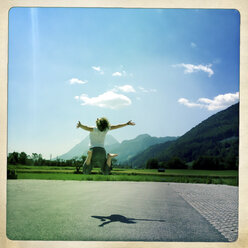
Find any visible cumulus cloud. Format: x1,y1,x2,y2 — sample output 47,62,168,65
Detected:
198,92,239,110
75,91,132,109
114,84,136,93
178,92,239,111
178,98,203,108
69,78,87,85
92,66,104,74
173,63,214,77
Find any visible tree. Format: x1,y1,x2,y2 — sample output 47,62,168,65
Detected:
8,152,19,164
33,153,44,166
146,158,159,169
32,153,39,163
225,154,238,170
111,158,118,167
166,157,187,169
19,152,28,165
73,155,86,173
193,156,220,170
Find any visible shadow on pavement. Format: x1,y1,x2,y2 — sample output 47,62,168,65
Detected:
91,214,166,227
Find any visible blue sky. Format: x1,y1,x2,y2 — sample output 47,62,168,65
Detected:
8,8,240,159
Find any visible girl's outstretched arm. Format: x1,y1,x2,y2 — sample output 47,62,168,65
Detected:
76,121,93,132
110,120,135,130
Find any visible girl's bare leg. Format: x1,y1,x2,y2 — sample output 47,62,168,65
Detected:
106,153,118,167
85,150,93,165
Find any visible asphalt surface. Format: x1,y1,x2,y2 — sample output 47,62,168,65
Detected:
7,180,238,241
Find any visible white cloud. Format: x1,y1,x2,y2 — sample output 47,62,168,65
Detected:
114,84,136,93
92,66,104,74
112,70,127,77
198,92,239,110
112,72,122,77
178,92,239,111
69,78,87,85
76,91,132,109
138,86,157,93
178,98,203,108
191,42,197,48
173,63,214,77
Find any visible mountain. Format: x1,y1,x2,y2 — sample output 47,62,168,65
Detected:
57,134,119,160
130,103,239,168
57,133,178,162
107,134,178,164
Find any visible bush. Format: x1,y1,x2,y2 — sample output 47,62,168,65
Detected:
7,169,18,179
74,164,82,174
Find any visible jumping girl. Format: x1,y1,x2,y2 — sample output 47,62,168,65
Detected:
77,118,135,174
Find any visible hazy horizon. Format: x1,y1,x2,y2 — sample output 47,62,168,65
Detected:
8,8,240,159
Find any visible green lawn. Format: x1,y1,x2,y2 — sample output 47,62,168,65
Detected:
8,164,238,176
111,168,238,177
7,164,238,186
16,173,237,186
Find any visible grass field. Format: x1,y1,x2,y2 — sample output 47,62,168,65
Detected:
7,164,238,186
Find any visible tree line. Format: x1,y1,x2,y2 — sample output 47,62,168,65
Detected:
145,154,238,170
7,151,86,167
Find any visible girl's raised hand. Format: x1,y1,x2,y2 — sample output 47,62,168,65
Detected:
127,120,135,126
76,121,81,128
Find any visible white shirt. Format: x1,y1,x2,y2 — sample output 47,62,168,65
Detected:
89,127,109,148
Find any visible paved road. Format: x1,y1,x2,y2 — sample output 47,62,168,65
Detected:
7,180,238,242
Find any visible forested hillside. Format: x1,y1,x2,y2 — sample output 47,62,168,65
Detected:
130,103,239,169
108,134,177,164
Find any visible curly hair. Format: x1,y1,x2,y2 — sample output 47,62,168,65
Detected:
96,117,110,132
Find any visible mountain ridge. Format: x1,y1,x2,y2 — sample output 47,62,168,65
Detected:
57,133,178,162
108,134,178,163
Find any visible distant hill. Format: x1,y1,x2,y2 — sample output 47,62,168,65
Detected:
57,133,178,162
130,103,239,168
107,134,178,164
57,134,119,160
